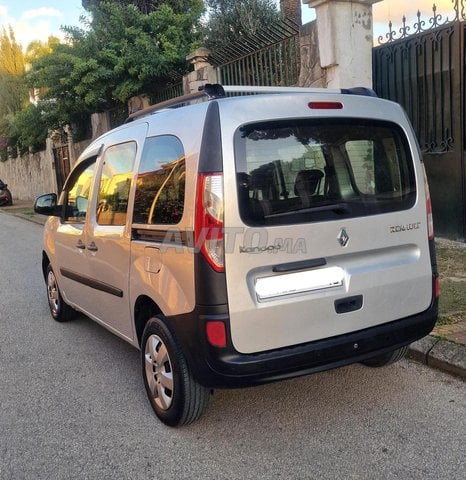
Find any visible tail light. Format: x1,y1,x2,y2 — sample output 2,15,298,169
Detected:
195,173,224,272
206,321,227,347
421,163,434,240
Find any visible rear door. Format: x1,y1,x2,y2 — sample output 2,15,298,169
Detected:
222,96,433,354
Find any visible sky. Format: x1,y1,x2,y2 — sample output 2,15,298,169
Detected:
0,0,459,50
0,0,86,47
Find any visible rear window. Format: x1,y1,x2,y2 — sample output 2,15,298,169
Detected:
235,119,416,226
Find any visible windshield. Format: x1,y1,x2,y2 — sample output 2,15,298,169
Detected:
235,118,416,226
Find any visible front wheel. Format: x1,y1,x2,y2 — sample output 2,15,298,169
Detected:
46,264,75,322
361,346,408,368
141,316,210,427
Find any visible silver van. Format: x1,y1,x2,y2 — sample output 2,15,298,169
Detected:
34,84,438,426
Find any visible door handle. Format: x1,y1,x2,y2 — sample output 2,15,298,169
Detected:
87,241,98,252
76,240,86,250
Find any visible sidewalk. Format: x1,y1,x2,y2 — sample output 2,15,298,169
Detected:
0,200,47,226
1,200,465,380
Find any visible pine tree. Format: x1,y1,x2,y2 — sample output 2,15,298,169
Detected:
0,26,27,125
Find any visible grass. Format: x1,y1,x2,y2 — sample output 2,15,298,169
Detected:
436,242,466,326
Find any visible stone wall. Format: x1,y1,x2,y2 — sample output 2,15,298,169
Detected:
298,21,326,87
0,138,91,202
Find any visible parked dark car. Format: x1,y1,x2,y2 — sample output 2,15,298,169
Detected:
0,179,12,206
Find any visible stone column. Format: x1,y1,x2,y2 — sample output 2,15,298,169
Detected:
91,111,111,140
183,48,218,94
303,0,383,88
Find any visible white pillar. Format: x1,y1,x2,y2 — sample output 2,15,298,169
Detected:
303,0,383,88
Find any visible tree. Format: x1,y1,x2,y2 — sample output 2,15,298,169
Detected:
82,0,203,15
26,1,203,139
5,103,49,154
0,26,28,157
2,1,203,153
25,36,61,65
204,0,280,52
0,26,27,116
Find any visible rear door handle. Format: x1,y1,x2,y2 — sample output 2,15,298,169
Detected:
76,240,86,250
87,241,98,252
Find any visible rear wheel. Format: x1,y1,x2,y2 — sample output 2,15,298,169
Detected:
142,316,210,427
46,264,75,322
361,346,408,368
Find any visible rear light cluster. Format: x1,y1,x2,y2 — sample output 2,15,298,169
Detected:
422,162,439,299
421,162,434,240
196,173,227,347
195,173,224,272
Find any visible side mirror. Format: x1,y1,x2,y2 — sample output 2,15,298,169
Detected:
34,193,60,216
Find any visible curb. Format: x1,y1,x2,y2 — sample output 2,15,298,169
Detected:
12,213,46,226
408,335,466,380
1,211,46,226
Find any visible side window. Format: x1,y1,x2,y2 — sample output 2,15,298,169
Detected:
345,138,405,196
65,160,96,223
345,140,375,194
133,135,186,225
96,142,137,226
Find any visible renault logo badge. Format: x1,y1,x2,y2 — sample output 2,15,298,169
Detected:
337,228,349,247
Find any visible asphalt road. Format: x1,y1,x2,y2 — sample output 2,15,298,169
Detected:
0,213,465,480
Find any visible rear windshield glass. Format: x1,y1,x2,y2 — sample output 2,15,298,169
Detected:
235,119,416,226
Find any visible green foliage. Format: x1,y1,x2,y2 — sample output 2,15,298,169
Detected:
3,1,203,153
25,36,61,65
0,26,28,158
82,0,202,15
205,0,280,52
5,103,49,154
0,27,27,115
29,2,203,121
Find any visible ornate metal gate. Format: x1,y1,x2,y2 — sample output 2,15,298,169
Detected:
373,2,466,240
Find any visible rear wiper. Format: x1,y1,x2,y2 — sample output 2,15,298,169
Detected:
265,203,351,218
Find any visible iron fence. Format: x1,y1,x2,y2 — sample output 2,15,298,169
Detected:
208,19,300,87
152,82,184,104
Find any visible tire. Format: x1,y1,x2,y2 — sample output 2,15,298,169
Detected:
46,264,75,322
361,345,408,368
141,316,210,427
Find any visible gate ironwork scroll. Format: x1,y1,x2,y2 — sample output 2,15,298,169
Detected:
373,1,466,240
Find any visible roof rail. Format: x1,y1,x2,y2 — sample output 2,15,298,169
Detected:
124,83,378,123
224,85,377,97
222,85,341,95
125,84,226,123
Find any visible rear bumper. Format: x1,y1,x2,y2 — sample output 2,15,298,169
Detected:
168,298,438,389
